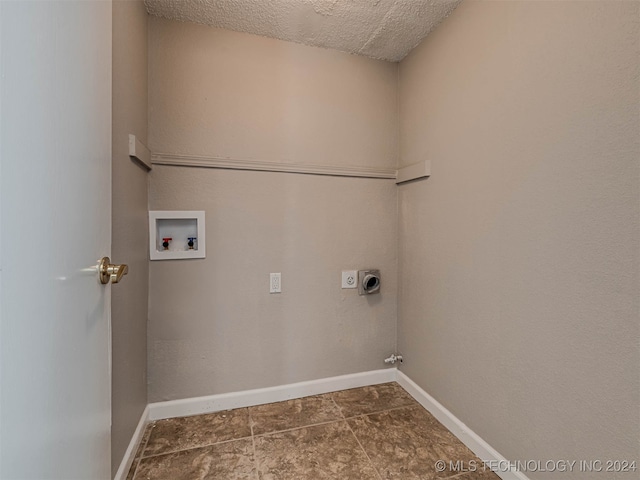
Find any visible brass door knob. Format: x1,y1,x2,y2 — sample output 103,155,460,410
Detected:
99,257,129,285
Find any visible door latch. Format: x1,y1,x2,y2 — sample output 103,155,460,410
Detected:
99,257,129,285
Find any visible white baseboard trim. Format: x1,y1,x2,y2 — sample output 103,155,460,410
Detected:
148,368,397,421
120,369,526,480
396,371,530,480
113,405,150,480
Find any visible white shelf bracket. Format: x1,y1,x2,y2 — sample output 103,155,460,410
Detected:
396,160,431,185
129,134,152,170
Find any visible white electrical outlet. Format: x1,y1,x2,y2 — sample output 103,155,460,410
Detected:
341,270,357,289
270,273,281,293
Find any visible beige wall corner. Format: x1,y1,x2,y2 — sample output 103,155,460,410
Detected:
398,0,640,475
112,0,149,475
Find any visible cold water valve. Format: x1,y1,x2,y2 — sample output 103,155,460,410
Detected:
187,237,197,250
384,353,403,365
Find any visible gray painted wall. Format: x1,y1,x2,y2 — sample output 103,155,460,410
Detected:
148,17,398,169
397,1,639,478
112,0,149,475
147,18,398,402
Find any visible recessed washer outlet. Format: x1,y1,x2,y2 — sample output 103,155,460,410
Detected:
149,210,206,260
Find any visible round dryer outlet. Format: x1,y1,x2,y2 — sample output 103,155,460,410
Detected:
358,269,381,295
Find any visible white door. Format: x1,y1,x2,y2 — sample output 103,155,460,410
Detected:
0,1,113,479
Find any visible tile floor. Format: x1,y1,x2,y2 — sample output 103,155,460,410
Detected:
127,382,500,480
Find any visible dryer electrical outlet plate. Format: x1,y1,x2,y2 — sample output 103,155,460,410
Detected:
342,270,357,289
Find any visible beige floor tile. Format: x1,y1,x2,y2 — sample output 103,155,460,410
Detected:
455,468,503,480
126,384,499,480
348,405,497,480
331,382,417,417
254,421,379,480
134,438,255,480
249,394,342,435
143,408,252,457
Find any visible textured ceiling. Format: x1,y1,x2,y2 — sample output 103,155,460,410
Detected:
144,0,462,62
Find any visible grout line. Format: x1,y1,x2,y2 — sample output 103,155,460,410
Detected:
250,402,418,439
331,395,384,480
253,417,344,438
443,472,471,480
346,422,384,480
329,393,344,422
249,412,260,480
139,434,253,460
342,403,419,421
328,391,344,417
